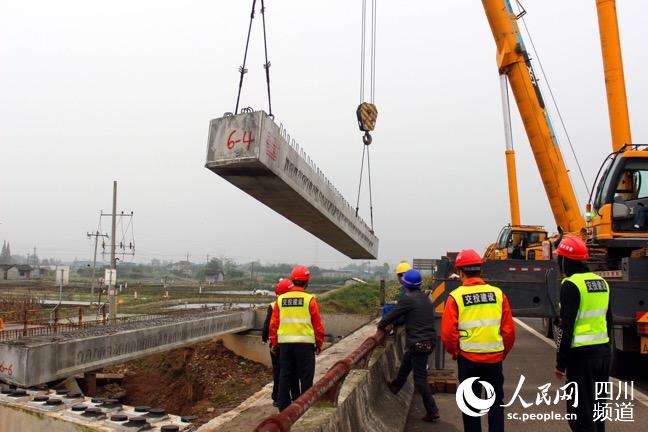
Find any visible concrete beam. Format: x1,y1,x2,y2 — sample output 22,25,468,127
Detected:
205,111,379,259
0,310,254,387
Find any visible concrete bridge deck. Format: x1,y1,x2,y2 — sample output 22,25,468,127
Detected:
205,111,378,259
0,309,254,387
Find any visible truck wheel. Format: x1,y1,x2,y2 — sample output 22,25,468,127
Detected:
542,317,554,339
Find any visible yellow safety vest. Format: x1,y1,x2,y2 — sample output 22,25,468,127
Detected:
450,284,504,353
277,290,315,344
563,273,610,348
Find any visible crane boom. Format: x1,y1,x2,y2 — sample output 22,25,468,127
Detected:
595,0,632,152
481,0,585,234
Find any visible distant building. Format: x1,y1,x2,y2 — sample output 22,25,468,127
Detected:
0,264,13,280
0,264,33,280
205,270,225,285
321,269,357,278
170,260,193,276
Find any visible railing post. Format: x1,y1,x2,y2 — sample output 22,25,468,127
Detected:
78,307,83,327
102,304,107,325
22,307,28,337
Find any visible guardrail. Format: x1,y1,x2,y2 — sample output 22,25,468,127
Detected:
0,305,247,342
255,329,386,432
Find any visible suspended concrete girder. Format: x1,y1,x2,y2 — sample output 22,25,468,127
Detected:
205,111,379,259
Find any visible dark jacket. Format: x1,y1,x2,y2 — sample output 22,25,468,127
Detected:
261,304,273,343
378,290,436,348
556,259,612,372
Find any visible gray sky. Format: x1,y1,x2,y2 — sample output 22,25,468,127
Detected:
1,1,647,268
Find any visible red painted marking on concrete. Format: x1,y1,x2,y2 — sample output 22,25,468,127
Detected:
227,130,255,150
266,136,278,161
0,360,13,376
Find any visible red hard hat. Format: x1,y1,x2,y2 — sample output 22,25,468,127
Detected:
555,236,589,261
274,278,293,296
290,265,310,282
455,249,483,270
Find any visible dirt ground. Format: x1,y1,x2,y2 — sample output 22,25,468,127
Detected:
102,339,272,426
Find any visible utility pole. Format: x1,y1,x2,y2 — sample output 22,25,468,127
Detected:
87,231,108,298
96,181,134,322
110,181,117,321
58,268,64,305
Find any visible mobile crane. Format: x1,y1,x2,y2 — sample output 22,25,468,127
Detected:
470,0,648,372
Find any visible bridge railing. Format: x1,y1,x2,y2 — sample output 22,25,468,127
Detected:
255,329,386,432
0,306,244,342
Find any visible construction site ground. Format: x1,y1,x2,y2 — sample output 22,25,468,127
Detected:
102,338,272,427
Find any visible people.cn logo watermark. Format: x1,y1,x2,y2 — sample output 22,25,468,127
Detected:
456,377,497,417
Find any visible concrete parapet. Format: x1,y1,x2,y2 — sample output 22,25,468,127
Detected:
200,321,412,432
205,111,379,259
0,310,254,387
293,330,413,432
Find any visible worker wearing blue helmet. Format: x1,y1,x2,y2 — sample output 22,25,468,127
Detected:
377,269,439,422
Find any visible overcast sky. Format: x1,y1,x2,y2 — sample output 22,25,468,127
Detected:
1,1,647,268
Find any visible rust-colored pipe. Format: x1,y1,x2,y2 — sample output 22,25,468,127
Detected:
255,331,385,432
595,0,632,152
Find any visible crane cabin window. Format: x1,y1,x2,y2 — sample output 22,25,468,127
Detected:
605,158,648,231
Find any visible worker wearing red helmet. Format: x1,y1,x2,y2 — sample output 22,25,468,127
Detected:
554,236,611,432
269,265,325,411
441,249,515,432
262,278,299,407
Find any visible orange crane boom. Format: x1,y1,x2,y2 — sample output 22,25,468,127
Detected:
595,0,632,152
481,0,585,234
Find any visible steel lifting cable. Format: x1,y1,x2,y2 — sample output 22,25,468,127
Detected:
518,13,590,194
355,0,377,232
260,0,273,118
234,0,273,117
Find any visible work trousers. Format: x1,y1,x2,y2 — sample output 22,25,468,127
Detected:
457,356,505,432
633,207,648,228
566,352,610,432
277,343,316,411
270,348,300,404
392,349,438,416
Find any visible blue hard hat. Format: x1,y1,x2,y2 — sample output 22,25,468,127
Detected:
401,269,422,289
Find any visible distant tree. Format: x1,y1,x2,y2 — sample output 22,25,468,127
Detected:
205,258,223,275
0,241,11,264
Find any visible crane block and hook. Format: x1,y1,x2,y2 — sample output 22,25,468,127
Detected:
356,102,378,145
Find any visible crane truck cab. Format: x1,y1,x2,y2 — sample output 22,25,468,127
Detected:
484,224,549,261
589,145,648,249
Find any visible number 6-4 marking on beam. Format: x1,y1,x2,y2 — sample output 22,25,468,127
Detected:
227,129,255,150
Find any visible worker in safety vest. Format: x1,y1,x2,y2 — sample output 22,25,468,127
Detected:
554,236,611,432
269,265,325,411
442,249,515,432
262,278,299,406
